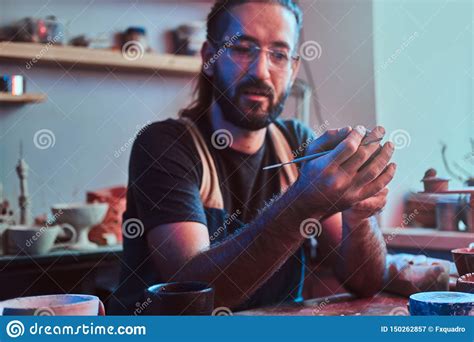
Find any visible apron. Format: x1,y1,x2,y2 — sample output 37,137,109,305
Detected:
178,117,307,302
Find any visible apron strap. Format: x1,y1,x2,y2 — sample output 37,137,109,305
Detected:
178,118,299,209
178,117,225,210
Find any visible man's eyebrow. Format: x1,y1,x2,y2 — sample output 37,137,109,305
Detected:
236,34,259,44
270,41,291,50
236,35,291,50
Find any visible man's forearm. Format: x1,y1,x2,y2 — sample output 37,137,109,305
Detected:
335,215,387,297
171,184,324,309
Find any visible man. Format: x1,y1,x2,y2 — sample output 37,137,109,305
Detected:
111,0,396,314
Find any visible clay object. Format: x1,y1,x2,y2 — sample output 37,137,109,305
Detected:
384,254,450,297
51,203,108,250
409,291,474,315
456,273,474,293
0,294,105,316
405,192,441,227
144,282,214,315
435,194,465,231
421,168,449,193
452,247,474,276
172,22,206,56
3,224,75,255
86,186,126,245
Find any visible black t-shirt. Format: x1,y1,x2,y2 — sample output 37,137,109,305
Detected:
110,113,315,315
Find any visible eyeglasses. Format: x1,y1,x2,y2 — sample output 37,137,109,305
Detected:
216,41,300,71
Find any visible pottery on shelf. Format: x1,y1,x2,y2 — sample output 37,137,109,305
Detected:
51,202,108,250
421,168,449,193
0,294,105,316
2,224,76,255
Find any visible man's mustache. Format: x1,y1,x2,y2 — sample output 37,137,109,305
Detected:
236,79,275,101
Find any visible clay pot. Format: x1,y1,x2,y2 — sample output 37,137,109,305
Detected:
422,178,449,193
409,291,474,315
0,294,105,316
456,273,474,293
435,195,466,231
87,186,127,245
452,247,474,276
144,282,214,315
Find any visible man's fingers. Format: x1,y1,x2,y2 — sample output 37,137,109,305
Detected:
359,163,397,200
351,190,388,212
304,126,352,155
354,141,394,186
326,125,366,165
341,126,386,173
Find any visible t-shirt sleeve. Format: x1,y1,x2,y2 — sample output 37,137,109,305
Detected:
126,120,207,232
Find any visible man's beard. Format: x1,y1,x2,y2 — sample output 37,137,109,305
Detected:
213,74,290,131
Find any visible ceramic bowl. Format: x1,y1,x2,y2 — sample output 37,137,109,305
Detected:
51,203,109,229
51,203,108,249
0,294,105,316
452,247,474,276
409,291,474,316
456,273,474,294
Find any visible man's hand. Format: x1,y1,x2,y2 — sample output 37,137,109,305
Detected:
342,187,388,226
294,125,396,217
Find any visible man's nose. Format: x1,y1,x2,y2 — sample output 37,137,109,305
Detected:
248,52,271,80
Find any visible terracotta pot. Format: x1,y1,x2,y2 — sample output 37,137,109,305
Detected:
422,178,449,193
452,247,474,276
87,186,127,245
0,294,105,316
456,273,474,293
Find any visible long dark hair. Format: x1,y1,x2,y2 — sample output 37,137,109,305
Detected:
179,0,303,122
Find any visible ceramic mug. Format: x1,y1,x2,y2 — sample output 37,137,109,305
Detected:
3,224,76,255
0,294,105,316
144,281,214,315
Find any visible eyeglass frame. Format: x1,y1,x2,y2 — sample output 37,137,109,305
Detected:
209,39,301,71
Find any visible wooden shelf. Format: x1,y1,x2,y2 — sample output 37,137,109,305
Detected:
0,42,201,75
0,93,47,104
382,227,474,251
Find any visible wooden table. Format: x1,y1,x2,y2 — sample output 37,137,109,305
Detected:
238,293,409,316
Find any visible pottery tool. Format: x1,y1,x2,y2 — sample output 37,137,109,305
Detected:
262,137,383,171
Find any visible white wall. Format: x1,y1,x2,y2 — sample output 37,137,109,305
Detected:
373,0,473,227
0,0,377,220
295,0,377,130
